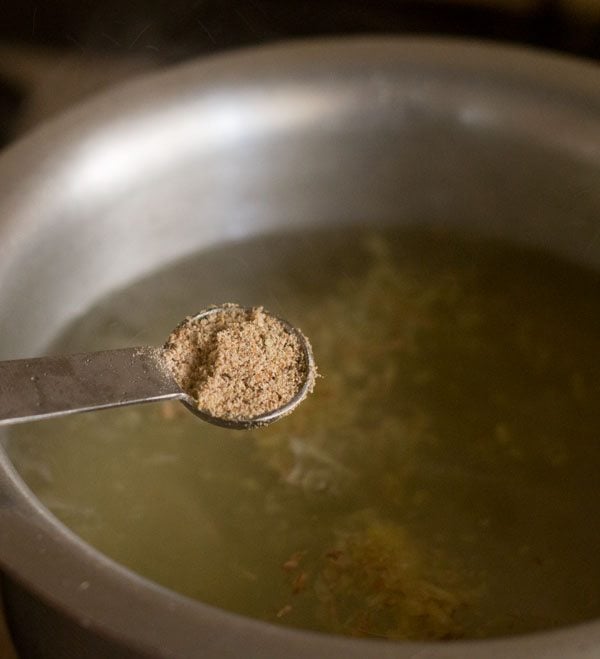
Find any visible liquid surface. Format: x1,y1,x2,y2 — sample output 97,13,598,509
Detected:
7,229,600,640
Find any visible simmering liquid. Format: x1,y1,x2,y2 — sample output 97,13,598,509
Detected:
7,228,600,640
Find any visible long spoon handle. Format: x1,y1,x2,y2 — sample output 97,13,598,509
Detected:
0,347,182,427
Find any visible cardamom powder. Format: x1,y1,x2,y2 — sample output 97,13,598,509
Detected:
163,304,314,421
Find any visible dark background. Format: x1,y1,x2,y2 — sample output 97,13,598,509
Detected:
2,0,600,60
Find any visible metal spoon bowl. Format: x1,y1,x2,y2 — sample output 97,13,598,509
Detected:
0,306,315,430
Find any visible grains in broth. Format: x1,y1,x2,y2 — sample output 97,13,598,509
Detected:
6,228,600,640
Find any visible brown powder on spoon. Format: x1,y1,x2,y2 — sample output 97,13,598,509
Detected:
163,304,314,421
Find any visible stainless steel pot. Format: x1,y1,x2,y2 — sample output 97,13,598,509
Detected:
0,38,599,659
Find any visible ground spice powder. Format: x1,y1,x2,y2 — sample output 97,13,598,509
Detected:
163,304,313,421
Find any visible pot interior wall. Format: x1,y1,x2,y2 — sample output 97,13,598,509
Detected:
2,575,139,659
0,51,599,358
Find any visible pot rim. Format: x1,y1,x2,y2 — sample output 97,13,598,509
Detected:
1,36,599,659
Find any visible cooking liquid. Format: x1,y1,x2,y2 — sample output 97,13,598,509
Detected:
6,228,600,640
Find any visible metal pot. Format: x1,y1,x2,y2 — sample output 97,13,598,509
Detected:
0,38,599,659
